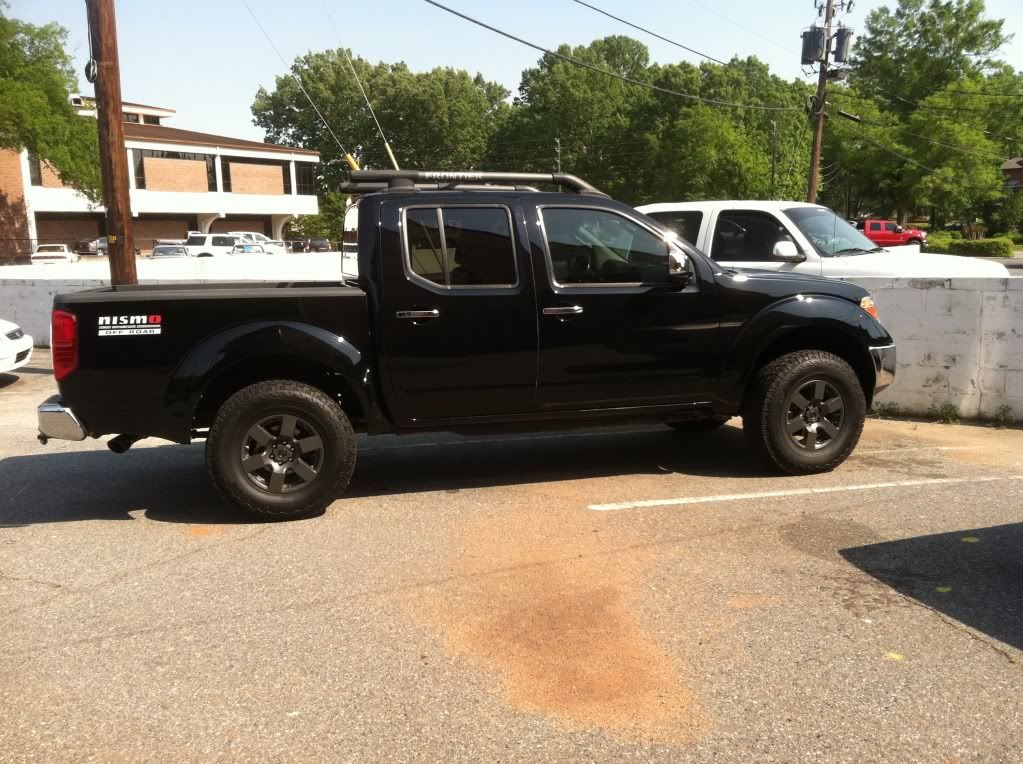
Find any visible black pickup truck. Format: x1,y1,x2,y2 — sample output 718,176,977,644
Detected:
37,170,895,518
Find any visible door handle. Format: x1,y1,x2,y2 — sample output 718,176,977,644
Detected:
543,306,584,316
396,309,440,320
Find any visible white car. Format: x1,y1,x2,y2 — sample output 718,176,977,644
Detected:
31,244,79,264
0,318,33,374
183,233,240,258
637,201,1009,278
228,231,287,255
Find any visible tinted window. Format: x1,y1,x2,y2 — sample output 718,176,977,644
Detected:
645,210,703,245
295,163,316,195
28,154,42,186
186,235,205,246
885,223,898,232
212,236,236,247
869,222,882,231
405,207,516,288
711,211,794,262
541,208,668,285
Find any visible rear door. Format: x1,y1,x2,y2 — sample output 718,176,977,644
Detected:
533,204,721,409
706,208,821,276
377,199,539,425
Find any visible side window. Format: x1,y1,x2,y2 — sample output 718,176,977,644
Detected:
869,222,882,232
645,210,703,245
541,208,669,285
185,235,205,246
885,223,898,232
711,211,794,262
212,236,235,247
404,207,516,289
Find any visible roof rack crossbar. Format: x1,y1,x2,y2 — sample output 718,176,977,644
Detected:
341,181,542,193
347,169,606,195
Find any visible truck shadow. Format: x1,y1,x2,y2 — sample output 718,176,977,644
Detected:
0,423,773,526
840,523,1023,652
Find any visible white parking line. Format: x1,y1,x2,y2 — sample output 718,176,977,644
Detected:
588,475,1023,511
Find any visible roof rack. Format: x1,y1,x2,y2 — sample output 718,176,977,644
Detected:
343,169,606,196
341,182,542,194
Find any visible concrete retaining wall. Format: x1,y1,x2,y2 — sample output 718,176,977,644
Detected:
854,277,1023,418
3,264,1021,418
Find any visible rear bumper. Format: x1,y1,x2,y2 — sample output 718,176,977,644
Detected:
38,395,87,441
869,343,896,393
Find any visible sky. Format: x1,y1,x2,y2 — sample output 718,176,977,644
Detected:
10,0,1023,143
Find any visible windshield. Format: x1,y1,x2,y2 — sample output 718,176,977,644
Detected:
784,206,879,257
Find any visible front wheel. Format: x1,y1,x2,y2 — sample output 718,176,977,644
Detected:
743,350,865,474
206,380,356,519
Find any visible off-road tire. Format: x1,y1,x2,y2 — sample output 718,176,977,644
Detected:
742,350,865,474
667,417,730,433
206,380,356,519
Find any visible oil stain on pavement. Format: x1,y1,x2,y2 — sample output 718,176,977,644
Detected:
407,499,711,744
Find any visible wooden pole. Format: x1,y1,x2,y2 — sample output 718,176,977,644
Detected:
86,0,136,285
806,0,835,204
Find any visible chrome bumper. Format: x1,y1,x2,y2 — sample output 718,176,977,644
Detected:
869,344,896,393
37,395,87,442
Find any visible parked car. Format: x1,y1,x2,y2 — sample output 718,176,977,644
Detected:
228,231,286,255
637,201,1007,277
856,219,928,249
0,318,33,374
305,237,332,252
31,244,79,264
150,245,191,259
288,240,306,253
152,238,186,248
184,233,239,258
230,244,268,255
76,236,107,256
37,169,896,519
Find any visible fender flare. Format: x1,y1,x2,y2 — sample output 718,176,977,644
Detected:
163,321,378,437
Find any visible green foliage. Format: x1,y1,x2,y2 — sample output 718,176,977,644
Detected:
946,237,1014,257
928,402,961,424
993,404,1015,427
994,192,1023,234
926,232,953,252
0,4,100,200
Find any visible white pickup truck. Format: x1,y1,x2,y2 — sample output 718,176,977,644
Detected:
637,201,1008,278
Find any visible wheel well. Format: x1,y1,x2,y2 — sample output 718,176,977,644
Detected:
748,328,877,408
192,356,365,431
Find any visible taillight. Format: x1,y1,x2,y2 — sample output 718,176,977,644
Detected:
51,309,78,381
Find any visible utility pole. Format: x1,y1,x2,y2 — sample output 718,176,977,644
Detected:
85,0,136,285
806,0,835,203
555,137,562,173
770,120,778,199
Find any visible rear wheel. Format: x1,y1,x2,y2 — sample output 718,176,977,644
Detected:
742,350,865,474
206,380,356,519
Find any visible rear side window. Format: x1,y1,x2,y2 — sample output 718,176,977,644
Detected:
869,222,882,232
186,235,205,246
212,236,236,247
645,210,703,245
404,206,516,288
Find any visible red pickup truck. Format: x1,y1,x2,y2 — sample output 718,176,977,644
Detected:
856,219,927,249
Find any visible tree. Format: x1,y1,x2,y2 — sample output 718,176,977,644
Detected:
252,52,508,193
851,0,1009,113
0,3,100,200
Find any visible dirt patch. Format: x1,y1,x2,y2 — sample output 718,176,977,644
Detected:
407,502,710,743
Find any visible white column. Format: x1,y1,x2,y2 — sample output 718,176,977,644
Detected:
289,159,297,196
215,154,224,193
17,150,38,252
127,148,136,189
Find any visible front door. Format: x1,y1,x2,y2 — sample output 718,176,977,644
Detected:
534,206,721,409
379,201,538,426
708,209,821,276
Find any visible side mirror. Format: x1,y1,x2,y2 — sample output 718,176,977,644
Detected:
772,240,806,262
895,225,904,233
668,250,693,288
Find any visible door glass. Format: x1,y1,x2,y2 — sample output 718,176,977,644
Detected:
645,210,703,245
541,208,669,285
405,207,516,288
406,208,445,285
885,223,898,232
711,211,794,262
870,222,882,232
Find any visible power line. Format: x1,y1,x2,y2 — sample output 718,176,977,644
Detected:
836,110,1007,160
320,0,399,169
240,0,350,157
420,0,804,112
566,0,730,66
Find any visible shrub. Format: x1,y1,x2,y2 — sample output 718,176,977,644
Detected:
994,404,1016,427
872,402,901,418
949,230,964,240
928,402,961,424
946,237,1015,258
926,232,953,253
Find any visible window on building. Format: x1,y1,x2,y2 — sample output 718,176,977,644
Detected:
123,113,140,123
541,207,669,284
295,163,316,195
27,154,42,186
143,115,160,125
133,149,217,191
404,207,517,288
221,159,232,193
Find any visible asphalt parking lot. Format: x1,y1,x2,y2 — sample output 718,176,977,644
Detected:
2,351,1021,763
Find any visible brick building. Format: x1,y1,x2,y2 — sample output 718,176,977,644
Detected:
0,97,319,259
1002,158,1023,192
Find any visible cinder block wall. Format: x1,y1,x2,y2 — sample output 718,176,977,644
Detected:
853,277,1023,417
